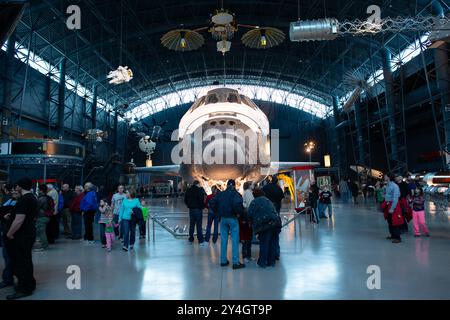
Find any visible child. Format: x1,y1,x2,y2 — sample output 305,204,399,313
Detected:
239,210,254,263
139,199,149,239
409,187,430,238
98,199,110,248
104,208,119,252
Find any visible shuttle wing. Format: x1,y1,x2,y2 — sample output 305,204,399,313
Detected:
134,165,181,176
265,162,321,175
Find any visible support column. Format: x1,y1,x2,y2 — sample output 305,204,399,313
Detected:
332,96,342,176
91,85,98,129
1,33,15,141
354,101,365,165
382,48,398,164
434,43,450,167
57,58,66,139
113,111,119,154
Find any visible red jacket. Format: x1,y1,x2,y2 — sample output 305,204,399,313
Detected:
70,193,84,213
382,201,404,226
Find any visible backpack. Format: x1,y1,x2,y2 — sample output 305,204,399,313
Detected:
131,207,144,222
44,196,55,217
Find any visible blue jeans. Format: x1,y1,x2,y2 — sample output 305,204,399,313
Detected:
99,223,106,245
320,203,332,217
205,210,219,243
220,217,240,265
1,235,13,284
121,219,136,249
258,228,278,267
113,214,120,237
188,209,204,243
71,212,82,239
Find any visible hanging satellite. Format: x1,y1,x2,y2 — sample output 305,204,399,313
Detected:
161,4,285,55
107,66,134,85
342,68,370,112
241,27,286,49
160,29,205,51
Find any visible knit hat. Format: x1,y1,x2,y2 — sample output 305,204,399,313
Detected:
227,179,236,187
16,177,33,190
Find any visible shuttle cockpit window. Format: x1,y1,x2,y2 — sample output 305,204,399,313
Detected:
227,93,240,103
206,94,219,105
190,96,206,112
240,95,257,109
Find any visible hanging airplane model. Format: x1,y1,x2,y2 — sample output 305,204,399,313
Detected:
134,88,319,191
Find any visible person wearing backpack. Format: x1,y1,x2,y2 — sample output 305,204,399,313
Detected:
34,185,53,252
247,188,281,268
118,190,142,251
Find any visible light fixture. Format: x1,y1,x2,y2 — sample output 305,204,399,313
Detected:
260,34,267,47
146,157,153,168
324,154,331,168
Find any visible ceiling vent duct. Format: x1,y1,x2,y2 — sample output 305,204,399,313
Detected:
289,18,339,42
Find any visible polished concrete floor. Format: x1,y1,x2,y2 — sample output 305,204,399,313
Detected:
1,196,450,300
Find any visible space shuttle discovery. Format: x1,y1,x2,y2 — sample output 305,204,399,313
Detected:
135,88,319,189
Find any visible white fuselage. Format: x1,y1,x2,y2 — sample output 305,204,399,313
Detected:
176,88,271,188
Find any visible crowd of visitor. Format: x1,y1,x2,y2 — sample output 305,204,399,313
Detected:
0,179,149,299
185,176,283,270
0,171,432,299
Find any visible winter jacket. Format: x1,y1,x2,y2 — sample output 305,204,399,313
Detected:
37,195,52,218
262,183,284,213
248,196,280,234
209,187,243,219
62,190,75,209
80,190,98,212
70,193,84,213
184,185,206,209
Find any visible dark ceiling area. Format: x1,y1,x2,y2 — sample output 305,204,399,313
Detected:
11,0,440,115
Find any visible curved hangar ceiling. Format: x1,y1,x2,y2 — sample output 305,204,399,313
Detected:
9,0,441,120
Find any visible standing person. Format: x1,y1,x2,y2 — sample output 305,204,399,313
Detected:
104,208,119,252
383,173,403,244
34,185,53,252
209,180,245,270
139,198,149,239
319,186,333,219
98,199,110,249
339,178,350,203
69,186,84,240
309,182,320,223
248,188,281,268
0,185,17,289
396,176,410,234
375,181,385,205
262,176,284,260
409,187,430,238
80,182,98,244
205,186,220,244
118,190,142,251
240,182,254,262
262,176,284,214
348,180,359,204
184,181,206,246
5,177,38,299
111,185,126,239
61,184,74,238
46,184,59,244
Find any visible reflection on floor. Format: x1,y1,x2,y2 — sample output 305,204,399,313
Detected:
1,196,450,300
